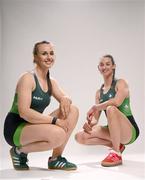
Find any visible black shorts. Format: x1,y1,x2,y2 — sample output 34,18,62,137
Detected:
3,112,27,146
126,115,140,144
128,116,139,136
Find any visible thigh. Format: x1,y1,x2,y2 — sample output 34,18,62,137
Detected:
20,123,66,146
110,108,133,143
4,112,26,146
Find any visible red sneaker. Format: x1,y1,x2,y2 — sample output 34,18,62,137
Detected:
101,151,122,167
120,144,125,153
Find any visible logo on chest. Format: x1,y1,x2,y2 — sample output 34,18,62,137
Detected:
108,93,113,98
33,96,43,101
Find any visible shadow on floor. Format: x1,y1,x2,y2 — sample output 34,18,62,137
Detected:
78,159,145,179
0,166,79,179
0,160,144,179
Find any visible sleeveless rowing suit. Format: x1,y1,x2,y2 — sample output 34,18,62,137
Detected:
99,80,139,144
4,73,51,147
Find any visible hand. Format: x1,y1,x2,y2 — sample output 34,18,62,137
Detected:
60,96,71,119
83,122,92,134
56,118,69,133
83,119,98,134
89,119,98,127
86,105,96,122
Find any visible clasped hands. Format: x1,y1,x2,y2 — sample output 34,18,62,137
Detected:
55,96,72,133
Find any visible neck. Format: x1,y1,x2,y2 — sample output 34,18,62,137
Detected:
103,75,113,87
35,66,48,79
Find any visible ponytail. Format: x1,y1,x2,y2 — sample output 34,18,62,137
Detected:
47,70,52,96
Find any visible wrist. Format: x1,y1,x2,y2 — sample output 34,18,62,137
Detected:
60,96,72,104
92,105,97,111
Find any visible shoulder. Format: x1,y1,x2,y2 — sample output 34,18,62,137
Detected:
115,79,129,92
50,77,59,87
116,79,128,87
18,71,34,83
95,89,101,99
16,71,35,90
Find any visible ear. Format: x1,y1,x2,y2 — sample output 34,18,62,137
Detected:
112,64,116,69
33,55,38,63
98,65,100,71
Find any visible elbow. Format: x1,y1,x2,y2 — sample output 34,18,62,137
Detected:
18,108,28,120
19,112,27,120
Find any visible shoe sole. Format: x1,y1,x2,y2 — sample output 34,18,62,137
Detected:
101,161,122,167
9,148,29,171
48,167,77,171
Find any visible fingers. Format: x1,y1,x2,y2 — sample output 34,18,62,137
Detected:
60,101,71,119
83,122,92,133
61,105,70,119
60,106,65,118
83,129,91,134
87,109,95,121
87,114,94,123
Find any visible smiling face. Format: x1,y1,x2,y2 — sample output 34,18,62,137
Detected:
98,56,116,78
34,42,55,70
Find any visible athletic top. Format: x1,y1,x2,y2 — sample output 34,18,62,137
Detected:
10,73,51,114
99,80,132,117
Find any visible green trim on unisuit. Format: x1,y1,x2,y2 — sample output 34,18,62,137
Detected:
103,125,137,145
13,122,26,147
125,126,137,145
10,94,19,114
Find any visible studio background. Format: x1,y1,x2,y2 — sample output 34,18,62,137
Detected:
0,0,144,168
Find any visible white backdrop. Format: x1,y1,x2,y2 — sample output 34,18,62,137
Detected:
0,0,2,165
0,0,144,161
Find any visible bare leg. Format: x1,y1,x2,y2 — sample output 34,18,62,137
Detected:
19,105,78,156
75,126,112,147
76,106,133,153
106,105,132,152
19,124,66,154
50,105,79,158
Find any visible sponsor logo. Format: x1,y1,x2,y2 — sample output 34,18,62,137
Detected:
33,96,43,101
125,104,129,109
100,99,103,102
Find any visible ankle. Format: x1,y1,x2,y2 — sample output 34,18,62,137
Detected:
15,147,27,155
14,147,21,154
110,149,121,156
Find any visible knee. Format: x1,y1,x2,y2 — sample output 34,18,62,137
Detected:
70,105,79,117
52,128,67,147
106,105,118,116
69,104,79,123
75,131,86,144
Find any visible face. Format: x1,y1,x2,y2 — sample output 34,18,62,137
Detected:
34,43,55,69
98,57,115,77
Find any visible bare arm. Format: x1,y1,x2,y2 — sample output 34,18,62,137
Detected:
86,89,102,123
83,90,102,133
51,78,72,119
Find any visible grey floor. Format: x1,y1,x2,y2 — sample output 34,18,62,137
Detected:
0,152,144,180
